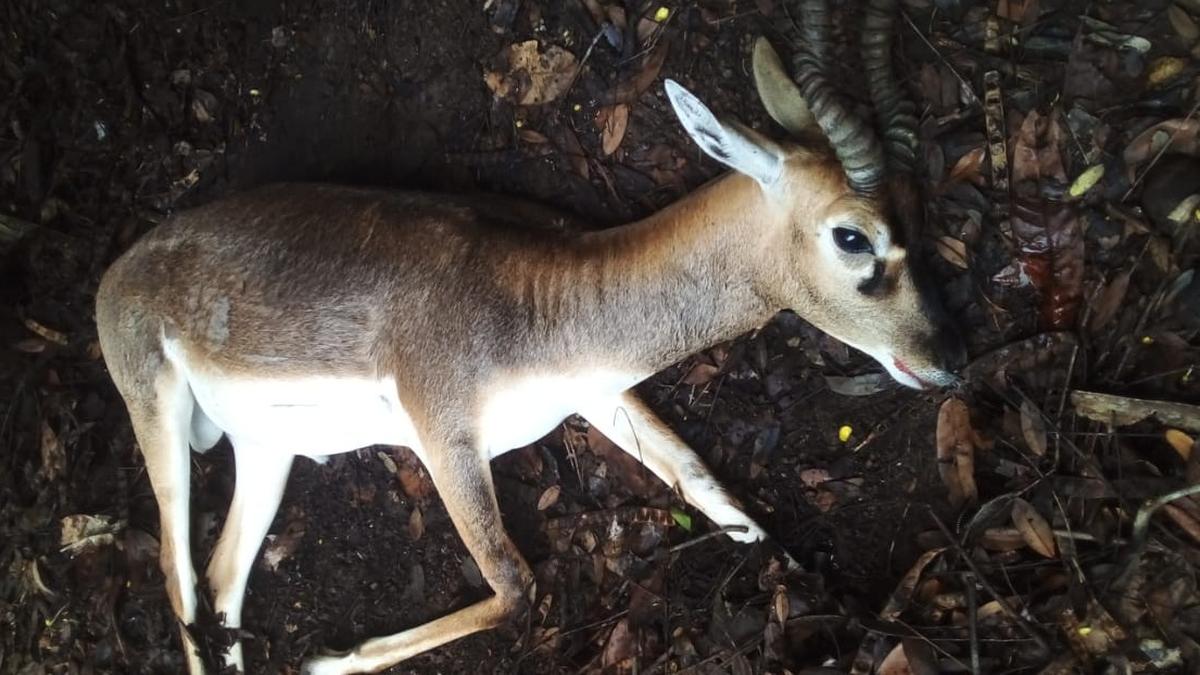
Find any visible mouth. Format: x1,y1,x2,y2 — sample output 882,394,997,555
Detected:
890,357,958,390
890,358,931,389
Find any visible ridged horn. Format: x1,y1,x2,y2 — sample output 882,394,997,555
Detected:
791,0,885,194
861,0,920,173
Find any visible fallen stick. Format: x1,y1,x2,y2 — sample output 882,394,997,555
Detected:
1071,390,1200,432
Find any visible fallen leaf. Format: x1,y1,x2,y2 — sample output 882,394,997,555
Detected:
485,40,579,105
1124,120,1200,178
877,643,912,675
1169,4,1200,41
1163,503,1200,544
1011,109,1067,195
935,236,969,269
1011,497,1057,558
1068,164,1105,198
979,527,1028,551
1089,270,1131,332
1166,429,1195,459
550,123,589,179
408,507,425,540
936,398,978,506
945,146,986,186
597,104,630,156
23,318,67,346
825,373,888,396
682,360,720,386
670,507,692,532
1019,400,1048,456
997,0,1040,24
60,514,123,554
1148,56,1188,89
537,485,561,511
40,420,66,480
1011,199,1085,330
609,42,668,104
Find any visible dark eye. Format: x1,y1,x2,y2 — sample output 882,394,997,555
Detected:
833,227,873,255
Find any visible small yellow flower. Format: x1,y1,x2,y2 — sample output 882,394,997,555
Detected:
654,6,670,22
573,103,582,112
1141,335,1154,345
838,425,852,443
515,119,524,128
1078,626,1093,637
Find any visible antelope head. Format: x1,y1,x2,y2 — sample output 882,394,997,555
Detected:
663,0,963,389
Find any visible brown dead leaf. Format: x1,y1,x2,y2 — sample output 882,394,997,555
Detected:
1164,503,1200,544
997,0,1040,24
980,527,1028,552
550,123,589,180
1012,109,1067,194
1019,400,1048,456
1169,4,1200,41
935,236,969,269
1124,119,1200,178
407,507,425,540
485,41,579,106
60,514,123,554
880,548,946,620
518,128,550,144
601,618,637,669
944,146,986,186
40,420,66,481
24,318,67,346
877,643,911,675
597,104,630,156
1089,270,1131,332
261,508,306,572
609,42,668,104
1010,200,1085,330
1011,497,1057,558
682,360,720,386
537,485,561,511
936,398,978,506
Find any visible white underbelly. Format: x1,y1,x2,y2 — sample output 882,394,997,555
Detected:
185,371,418,457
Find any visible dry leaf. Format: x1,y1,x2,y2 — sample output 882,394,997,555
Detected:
1166,428,1195,459
682,360,720,385
935,236,969,269
936,398,977,506
1124,119,1200,177
60,514,123,554
980,527,1027,552
1011,497,1057,558
945,146,986,186
23,318,67,346
1169,4,1200,41
825,373,888,396
537,485,561,511
485,41,579,106
609,42,668,104
551,123,589,180
597,104,630,156
877,643,912,675
1089,270,1131,332
1019,400,1048,456
407,507,425,540
40,420,66,480
1163,503,1200,544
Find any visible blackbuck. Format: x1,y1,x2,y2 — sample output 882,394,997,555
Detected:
96,3,963,673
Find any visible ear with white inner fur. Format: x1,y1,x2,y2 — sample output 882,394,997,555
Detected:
664,79,784,188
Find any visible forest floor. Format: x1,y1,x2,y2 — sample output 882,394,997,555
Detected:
2,0,1200,673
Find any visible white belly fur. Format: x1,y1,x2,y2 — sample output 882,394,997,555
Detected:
165,337,642,460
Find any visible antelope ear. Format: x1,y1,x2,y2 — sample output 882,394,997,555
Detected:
664,79,784,188
752,37,816,137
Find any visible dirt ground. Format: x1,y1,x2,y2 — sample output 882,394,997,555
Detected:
3,0,1200,673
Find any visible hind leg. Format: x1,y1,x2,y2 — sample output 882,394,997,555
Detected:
206,440,293,671
126,368,205,674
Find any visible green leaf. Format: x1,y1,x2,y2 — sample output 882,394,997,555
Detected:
670,507,693,532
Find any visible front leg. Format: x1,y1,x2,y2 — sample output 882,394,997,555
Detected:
301,433,532,674
578,390,768,544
